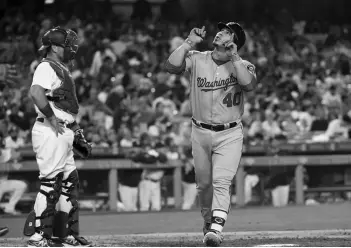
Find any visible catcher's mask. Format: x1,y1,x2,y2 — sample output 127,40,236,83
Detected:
217,22,246,51
39,26,79,62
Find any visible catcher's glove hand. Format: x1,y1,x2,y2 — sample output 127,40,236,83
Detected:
73,129,92,159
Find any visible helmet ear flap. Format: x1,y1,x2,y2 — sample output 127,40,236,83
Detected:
42,35,51,46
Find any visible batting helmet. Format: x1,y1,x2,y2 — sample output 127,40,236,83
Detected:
217,22,246,50
39,26,79,61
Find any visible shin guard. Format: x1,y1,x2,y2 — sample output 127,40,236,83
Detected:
23,173,63,238
53,170,80,238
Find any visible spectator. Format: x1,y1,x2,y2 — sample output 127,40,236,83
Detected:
262,109,282,139
136,133,167,211
247,109,264,140
90,133,109,147
322,85,342,119
322,85,342,107
294,105,314,133
89,39,117,78
180,145,197,210
164,137,179,160
313,114,351,142
310,106,329,132
281,115,300,140
4,126,24,149
0,134,27,215
244,173,260,205
119,125,134,149
118,168,142,212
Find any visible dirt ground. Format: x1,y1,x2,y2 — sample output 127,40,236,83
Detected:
1,203,350,246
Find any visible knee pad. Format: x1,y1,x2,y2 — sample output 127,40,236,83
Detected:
53,170,80,237
23,173,63,237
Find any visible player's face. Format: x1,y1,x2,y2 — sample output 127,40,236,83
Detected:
213,28,233,47
52,45,65,62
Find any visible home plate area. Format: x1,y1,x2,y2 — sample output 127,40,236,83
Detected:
1,229,350,247
1,204,351,246
86,230,351,247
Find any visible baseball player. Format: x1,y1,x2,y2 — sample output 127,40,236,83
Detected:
23,27,92,247
165,22,257,246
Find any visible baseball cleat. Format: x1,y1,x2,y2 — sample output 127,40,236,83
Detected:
203,230,223,247
58,235,93,247
0,227,9,237
27,237,64,247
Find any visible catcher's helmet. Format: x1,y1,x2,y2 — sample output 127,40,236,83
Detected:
39,26,78,61
217,22,246,50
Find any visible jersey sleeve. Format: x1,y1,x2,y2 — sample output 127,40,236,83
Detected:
31,62,56,90
240,60,257,91
185,50,200,73
241,60,257,78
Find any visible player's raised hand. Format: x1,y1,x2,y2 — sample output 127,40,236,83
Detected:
48,116,65,136
188,26,206,45
225,33,240,61
225,41,237,55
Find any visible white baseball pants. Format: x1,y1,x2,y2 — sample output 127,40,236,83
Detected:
118,184,138,212
0,179,27,212
139,179,161,211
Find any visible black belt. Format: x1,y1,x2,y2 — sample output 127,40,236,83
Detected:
192,118,237,132
37,117,76,130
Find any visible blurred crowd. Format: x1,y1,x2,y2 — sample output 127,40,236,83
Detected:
1,4,351,153
1,1,351,212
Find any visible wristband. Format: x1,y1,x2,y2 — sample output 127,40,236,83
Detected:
184,38,195,48
40,103,55,118
231,53,242,63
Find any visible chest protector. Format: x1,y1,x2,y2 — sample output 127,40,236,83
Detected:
42,58,79,115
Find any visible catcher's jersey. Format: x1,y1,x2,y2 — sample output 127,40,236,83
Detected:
31,62,76,123
186,51,255,124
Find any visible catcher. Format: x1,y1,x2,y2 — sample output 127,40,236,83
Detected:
23,27,92,247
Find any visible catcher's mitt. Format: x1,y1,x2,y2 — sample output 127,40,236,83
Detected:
73,129,92,158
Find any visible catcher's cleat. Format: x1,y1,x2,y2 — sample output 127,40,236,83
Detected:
203,230,224,247
203,222,211,235
0,227,9,237
27,237,64,247
58,235,93,247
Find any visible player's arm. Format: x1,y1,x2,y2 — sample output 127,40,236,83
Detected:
164,43,192,75
225,38,257,92
30,85,54,118
165,26,206,75
232,59,257,92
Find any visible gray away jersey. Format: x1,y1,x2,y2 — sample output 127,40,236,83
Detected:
185,50,256,124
